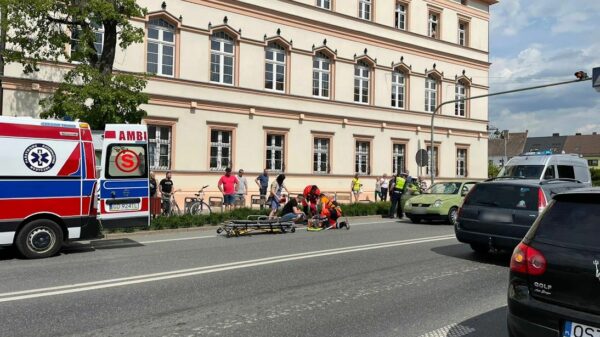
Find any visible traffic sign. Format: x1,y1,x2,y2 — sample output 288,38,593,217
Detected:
593,67,600,92
416,149,429,167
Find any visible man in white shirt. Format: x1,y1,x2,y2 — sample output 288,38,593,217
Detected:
380,174,389,202
235,169,248,208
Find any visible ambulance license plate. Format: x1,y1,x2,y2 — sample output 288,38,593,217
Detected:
564,321,600,337
109,203,139,212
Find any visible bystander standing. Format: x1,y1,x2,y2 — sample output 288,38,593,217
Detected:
255,169,269,209
218,168,238,212
235,169,248,208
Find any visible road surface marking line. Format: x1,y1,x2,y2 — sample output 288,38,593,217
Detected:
417,323,476,337
137,219,400,244
0,235,455,303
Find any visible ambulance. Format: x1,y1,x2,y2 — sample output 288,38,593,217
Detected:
0,116,150,258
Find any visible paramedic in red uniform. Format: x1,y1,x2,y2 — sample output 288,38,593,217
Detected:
302,185,320,217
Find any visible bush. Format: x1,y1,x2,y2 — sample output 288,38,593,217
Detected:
340,202,390,217
591,168,600,187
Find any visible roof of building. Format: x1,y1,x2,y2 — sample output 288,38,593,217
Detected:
488,131,528,157
523,134,568,154
563,134,600,156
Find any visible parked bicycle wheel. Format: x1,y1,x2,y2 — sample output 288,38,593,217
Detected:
169,201,182,216
190,201,212,215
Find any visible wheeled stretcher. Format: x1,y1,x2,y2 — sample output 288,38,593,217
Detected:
216,215,296,237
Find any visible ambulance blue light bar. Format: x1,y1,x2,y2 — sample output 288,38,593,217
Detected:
522,150,554,156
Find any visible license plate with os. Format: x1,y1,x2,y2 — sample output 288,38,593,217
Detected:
564,321,600,337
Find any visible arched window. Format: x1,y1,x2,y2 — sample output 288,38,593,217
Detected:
313,52,331,98
211,31,235,85
265,42,286,92
455,81,467,117
425,75,438,112
354,60,371,104
147,18,175,77
391,71,406,109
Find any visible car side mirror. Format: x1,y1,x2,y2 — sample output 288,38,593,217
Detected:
461,190,468,197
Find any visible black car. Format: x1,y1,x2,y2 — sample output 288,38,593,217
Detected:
507,188,600,337
455,179,583,253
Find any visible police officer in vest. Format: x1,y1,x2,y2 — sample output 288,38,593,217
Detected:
388,172,407,219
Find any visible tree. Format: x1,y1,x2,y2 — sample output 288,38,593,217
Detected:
0,0,148,129
591,168,600,187
488,161,500,178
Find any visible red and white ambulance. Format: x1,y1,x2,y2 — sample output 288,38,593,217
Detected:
0,116,150,258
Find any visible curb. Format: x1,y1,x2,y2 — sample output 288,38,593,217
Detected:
101,215,387,240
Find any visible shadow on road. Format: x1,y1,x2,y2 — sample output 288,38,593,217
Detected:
448,306,508,337
0,238,145,260
430,243,511,268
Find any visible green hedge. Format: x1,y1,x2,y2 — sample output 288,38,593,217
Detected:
108,202,391,233
591,168,600,187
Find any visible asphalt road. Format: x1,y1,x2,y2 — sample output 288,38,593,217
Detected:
0,218,511,337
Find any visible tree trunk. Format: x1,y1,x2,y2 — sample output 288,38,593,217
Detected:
98,19,117,76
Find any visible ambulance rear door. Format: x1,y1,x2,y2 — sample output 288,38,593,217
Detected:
98,124,150,229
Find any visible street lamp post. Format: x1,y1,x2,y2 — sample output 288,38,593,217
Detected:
429,76,592,185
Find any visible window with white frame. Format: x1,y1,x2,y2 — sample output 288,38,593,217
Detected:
313,52,331,98
70,22,104,58
359,0,371,20
455,82,467,116
266,134,285,172
148,125,172,170
313,138,330,173
354,61,370,104
457,148,467,177
426,146,439,177
395,3,407,30
210,130,232,171
355,141,370,175
428,12,439,38
425,76,438,112
147,18,175,76
265,42,286,92
316,0,330,9
210,31,235,85
392,144,406,175
391,71,405,109
458,22,467,46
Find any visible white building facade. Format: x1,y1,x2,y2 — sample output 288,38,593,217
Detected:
1,0,497,201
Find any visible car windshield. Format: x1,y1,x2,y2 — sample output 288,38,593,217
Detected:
498,165,544,179
463,184,539,211
534,195,600,248
427,183,461,194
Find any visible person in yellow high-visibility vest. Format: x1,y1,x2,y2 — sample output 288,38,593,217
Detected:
388,173,407,219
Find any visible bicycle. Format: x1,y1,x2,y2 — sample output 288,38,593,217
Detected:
161,189,182,216
189,185,212,215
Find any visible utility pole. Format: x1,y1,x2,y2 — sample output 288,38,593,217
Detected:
429,75,592,185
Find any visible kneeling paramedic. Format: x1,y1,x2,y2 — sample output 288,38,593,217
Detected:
302,185,320,217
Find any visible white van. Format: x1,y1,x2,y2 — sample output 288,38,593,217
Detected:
498,152,591,186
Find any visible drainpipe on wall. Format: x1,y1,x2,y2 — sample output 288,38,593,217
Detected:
0,5,7,116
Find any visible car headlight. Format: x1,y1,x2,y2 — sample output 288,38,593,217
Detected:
433,199,442,208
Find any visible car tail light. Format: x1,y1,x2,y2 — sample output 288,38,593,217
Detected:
457,185,477,219
537,187,548,214
510,242,547,276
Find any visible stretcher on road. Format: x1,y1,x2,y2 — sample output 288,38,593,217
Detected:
216,215,296,237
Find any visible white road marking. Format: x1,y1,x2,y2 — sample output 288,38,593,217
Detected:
137,219,400,244
417,323,476,337
0,234,455,303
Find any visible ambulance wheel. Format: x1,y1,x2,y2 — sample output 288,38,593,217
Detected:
16,219,63,259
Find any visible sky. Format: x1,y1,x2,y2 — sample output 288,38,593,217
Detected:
489,0,600,137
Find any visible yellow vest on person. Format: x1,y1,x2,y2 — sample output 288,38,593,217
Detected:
395,177,406,191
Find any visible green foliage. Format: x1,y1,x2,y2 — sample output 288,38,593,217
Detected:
39,65,148,128
339,202,390,217
0,0,149,129
488,162,501,178
591,168,600,187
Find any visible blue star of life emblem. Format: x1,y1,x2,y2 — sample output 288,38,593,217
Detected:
23,143,56,172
